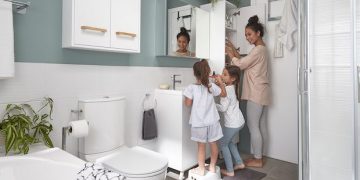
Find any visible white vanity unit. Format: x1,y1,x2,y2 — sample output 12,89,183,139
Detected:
154,89,207,179
62,0,141,53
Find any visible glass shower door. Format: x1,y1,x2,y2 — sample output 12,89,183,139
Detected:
307,0,356,179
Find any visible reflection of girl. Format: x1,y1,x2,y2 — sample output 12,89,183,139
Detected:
172,27,195,57
226,15,270,168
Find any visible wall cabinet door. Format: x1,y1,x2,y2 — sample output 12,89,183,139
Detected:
110,0,141,52
63,0,141,53
74,0,110,48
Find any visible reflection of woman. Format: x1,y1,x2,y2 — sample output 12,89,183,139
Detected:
172,27,195,57
225,15,270,168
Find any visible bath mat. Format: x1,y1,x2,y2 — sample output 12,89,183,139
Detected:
219,162,266,180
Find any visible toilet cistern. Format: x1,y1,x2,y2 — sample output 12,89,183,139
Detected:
171,74,182,90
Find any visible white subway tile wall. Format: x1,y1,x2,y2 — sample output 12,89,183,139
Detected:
0,63,194,156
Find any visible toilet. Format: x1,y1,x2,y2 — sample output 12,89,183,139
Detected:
78,97,168,180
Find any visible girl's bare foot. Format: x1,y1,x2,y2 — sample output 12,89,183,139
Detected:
220,169,234,176
245,158,263,168
234,163,245,170
192,166,205,176
209,164,216,173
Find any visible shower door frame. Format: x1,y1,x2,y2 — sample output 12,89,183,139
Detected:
298,0,309,179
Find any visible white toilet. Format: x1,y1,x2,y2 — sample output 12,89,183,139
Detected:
78,97,168,180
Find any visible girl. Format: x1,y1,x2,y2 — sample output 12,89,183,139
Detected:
215,65,246,177
226,15,270,167
183,59,226,175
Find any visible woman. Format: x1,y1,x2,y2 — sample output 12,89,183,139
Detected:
172,27,195,57
225,15,270,168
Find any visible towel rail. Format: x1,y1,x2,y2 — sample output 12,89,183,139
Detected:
4,0,30,14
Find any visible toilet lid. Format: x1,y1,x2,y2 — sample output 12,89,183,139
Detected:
96,146,168,176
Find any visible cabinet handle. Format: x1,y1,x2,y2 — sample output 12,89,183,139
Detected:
80,26,107,33
116,32,136,37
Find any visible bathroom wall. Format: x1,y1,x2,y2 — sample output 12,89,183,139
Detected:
13,0,199,67
0,63,194,156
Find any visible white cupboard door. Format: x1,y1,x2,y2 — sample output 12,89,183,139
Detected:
111,0,141,52
195,7,210,59
74,0,110,48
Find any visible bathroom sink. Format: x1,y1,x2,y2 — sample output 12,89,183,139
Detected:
156,87,185,94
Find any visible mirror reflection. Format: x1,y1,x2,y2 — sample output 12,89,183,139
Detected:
167,1,210,58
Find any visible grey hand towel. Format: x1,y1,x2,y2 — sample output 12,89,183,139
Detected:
142,109,157,140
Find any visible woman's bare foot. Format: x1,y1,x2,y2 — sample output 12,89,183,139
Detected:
209,164,216,173
192,166,205,176
234,163,246,170
245,158,263,168
220,169,234,176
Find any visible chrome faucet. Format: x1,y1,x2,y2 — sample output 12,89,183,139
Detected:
171,74,182,90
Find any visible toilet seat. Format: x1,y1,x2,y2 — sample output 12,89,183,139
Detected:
96,146,168,178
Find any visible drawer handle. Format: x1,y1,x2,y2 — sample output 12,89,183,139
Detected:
116,32,136,37
80,26,107,33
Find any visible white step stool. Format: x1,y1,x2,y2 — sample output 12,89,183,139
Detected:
187,166,222,180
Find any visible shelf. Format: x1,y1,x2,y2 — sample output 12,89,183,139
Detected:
226,27,237,32
226,1,237,10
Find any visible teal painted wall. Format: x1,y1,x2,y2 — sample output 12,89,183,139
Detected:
13,0,200,67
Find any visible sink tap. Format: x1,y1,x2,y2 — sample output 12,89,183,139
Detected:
171,74,182,90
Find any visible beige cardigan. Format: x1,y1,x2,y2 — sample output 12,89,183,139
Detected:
231,45,271,106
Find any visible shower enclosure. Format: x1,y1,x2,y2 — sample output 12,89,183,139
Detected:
299,0,360,179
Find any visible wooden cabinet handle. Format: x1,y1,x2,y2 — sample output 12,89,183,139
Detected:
116,32,136,37
81,26,107,33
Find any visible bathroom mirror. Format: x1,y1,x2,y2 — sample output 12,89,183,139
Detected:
155,0,210,59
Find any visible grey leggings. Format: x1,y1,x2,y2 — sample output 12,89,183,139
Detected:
246,100,267,159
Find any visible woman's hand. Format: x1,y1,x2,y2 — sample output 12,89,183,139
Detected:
226,46,235,59
226,39,241,59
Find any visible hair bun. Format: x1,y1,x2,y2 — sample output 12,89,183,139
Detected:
248,15,259,24
180,27,187,33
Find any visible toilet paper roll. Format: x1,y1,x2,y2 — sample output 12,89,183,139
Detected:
69,120,89,138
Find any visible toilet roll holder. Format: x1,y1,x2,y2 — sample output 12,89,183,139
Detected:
62,109,84,150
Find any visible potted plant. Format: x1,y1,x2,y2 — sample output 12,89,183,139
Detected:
0,97,54,155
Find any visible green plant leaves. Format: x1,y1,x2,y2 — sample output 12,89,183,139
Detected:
5,125,16,154
0,97,54,155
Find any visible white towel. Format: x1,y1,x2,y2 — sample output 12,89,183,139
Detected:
0,0,14,79
278,0,298,51
274,24,284,58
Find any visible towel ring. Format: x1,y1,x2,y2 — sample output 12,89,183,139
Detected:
142,94,157,110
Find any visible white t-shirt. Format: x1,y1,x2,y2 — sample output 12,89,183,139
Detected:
216,85,245,128
183,83,221,127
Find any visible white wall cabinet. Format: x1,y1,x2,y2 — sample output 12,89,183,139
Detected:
201,0,265,74
62,0,141,53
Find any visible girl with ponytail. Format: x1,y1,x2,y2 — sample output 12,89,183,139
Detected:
183,59,226,176
215,65,246,176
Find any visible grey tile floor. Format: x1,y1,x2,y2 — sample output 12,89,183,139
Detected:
166,153,298,180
